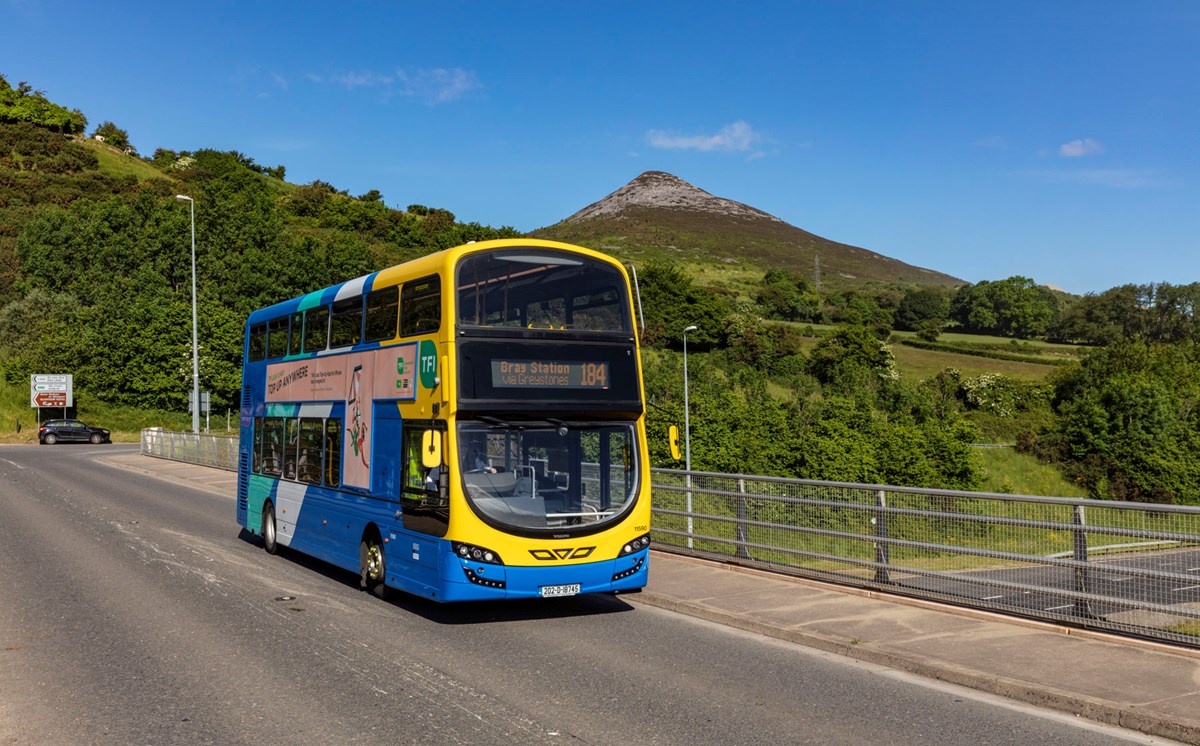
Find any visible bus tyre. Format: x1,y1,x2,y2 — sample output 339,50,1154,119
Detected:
262,504,279,555
360,535,387,599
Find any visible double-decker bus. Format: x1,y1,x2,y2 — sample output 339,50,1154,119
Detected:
237,238,650,601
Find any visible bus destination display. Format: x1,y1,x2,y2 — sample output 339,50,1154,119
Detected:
491,360,609,390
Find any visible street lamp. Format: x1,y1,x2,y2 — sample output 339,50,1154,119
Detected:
683,324,698,548
175,194,200,434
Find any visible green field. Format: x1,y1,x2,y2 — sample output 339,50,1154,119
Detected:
976,446,1089,498
891,329,1085,354
77,138,174,184
890,343,1059,381
783,327,1069,382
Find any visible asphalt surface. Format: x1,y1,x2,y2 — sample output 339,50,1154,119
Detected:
4,446,1195,743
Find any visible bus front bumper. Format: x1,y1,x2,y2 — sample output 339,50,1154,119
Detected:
440,549,648,602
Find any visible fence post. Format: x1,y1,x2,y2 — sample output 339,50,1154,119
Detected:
874,489,890,584
1072,504,1095,618
735,478,752,560
685,471,694,550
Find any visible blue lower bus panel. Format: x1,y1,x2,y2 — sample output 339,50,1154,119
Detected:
439,548,649,601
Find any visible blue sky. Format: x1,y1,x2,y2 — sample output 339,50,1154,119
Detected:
3,1,1197,294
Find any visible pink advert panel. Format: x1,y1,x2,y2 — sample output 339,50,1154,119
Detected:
265,344,418,488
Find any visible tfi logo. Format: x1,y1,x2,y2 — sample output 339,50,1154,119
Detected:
529,547,596,561
418,339,438,389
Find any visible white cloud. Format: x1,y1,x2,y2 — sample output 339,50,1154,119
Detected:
334,71,395,89
303,67,480,104
647,121,763,152
394,68,480,103
1059,138,1104,157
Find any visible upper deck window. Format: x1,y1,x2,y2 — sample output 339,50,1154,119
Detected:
304,305,328,352
456,250,631,334
364,285,399,343
288,312,303,356
329,296,362,348
401,275,441,336
249,323,267,362
267,316,289,359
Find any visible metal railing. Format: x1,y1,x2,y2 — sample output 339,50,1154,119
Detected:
140,429,1200,648
652,468,1200,648
141,428,238,471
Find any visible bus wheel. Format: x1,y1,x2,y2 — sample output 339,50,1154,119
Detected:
360,535,387,598
262,503,279,555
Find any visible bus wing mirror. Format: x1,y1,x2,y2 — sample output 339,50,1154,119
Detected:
421,430,442,469
668,425,682,461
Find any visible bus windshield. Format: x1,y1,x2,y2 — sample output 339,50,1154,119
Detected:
458,421,639,532
456,249,632,333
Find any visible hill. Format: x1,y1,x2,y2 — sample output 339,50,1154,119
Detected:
0,115,520,414
532,171,963,289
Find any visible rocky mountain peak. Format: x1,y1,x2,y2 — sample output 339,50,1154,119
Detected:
564,171,784,224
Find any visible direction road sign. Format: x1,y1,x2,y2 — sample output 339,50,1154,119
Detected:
34,392,68,407
30,373,73,408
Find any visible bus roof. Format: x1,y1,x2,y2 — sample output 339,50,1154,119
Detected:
245,238,628,327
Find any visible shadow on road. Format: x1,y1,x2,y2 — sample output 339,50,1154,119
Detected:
237,529,637,625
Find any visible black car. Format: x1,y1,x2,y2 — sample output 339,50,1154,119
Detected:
38,419,111,445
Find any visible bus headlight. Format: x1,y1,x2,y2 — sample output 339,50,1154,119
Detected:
453,541,504,565
618,534,650,557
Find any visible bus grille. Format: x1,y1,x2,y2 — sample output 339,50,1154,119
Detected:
237,449,249,521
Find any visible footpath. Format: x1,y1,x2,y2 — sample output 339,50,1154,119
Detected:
106,452,1200,744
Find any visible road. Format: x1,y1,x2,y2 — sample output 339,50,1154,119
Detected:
0,445,1175,745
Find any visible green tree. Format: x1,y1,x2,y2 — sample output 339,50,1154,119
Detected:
92,121,131,149
756,268,819,322
636,262,730,349
807,325,899,393
822,288,893,328
1037,340,1200,504
895,287,950,331
0,79,87,133
950,277,1059,338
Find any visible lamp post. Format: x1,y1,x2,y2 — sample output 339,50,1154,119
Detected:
175,195,200,434
683,324,698,548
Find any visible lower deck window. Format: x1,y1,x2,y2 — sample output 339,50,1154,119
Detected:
251,415,342,488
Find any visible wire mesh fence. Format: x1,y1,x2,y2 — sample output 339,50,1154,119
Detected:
141,428,238,471
651,468,1200,648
